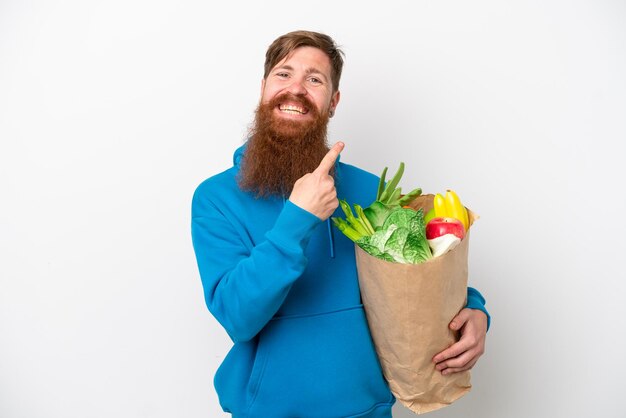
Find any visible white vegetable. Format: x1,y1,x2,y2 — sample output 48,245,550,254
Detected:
427,234,461,257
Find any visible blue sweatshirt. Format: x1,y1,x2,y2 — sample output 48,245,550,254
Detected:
191,144,489,418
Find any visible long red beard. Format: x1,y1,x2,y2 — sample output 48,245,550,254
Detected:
238,93,331,198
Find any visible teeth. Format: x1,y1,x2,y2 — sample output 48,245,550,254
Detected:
279,105,306,114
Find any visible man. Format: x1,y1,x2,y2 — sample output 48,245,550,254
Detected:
191,30,489,418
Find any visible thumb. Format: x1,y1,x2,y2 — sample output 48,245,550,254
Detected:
450,308,471,330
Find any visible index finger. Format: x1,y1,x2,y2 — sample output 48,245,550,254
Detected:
314,142,345,174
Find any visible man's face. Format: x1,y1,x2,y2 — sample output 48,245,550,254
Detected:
260,46,340,125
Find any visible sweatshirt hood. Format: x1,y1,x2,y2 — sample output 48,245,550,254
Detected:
233,142,247,168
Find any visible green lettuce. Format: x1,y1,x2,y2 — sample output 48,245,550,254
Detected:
357,208,432,263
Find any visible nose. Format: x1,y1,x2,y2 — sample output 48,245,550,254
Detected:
286,78,307,96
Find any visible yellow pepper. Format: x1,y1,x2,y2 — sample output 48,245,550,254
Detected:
433,193,447,218
432,190,469,231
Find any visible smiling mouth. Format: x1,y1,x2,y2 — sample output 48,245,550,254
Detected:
279,104,308,115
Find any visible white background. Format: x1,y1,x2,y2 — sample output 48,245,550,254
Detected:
1,1,625,417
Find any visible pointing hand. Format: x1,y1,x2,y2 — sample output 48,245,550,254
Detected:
289,142,345,220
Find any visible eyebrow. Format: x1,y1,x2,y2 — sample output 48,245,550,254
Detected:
275,64,329,82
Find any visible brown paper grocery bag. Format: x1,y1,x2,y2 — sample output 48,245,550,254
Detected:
355,194,477,414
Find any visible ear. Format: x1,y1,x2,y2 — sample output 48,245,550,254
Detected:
259,78,266,99
329,90,341,117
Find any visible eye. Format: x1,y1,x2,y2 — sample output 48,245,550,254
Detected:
275,72,289,79
309,76,322,85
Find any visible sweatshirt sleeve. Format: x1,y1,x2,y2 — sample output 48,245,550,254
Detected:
466,286,491,330
191,193,321,343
